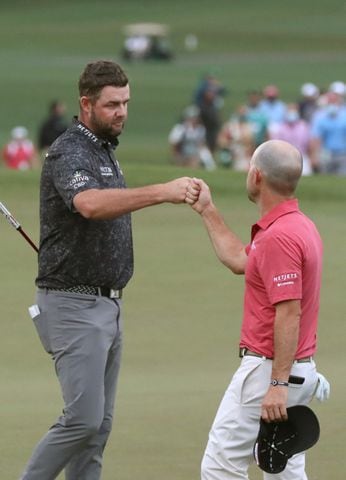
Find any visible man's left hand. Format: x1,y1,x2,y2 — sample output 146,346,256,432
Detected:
261,385,289,422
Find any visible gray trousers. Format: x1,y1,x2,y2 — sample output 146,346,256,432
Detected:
320,151,346,175
21,289,123,480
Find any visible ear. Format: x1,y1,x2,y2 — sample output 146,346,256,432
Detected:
80,96,92,115
254,167,262,186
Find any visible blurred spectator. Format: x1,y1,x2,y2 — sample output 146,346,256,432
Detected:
316,86,329,108
217,105,255,171
193,73,226,110
168,105,216,170
193,74,226,154
244,89,268,147
269,103,313,176
298,83,320,123
38,100,68,155
328,80,346,99
310,91,346,174
2,126,38,170
197,83,224,154
259,84,287,127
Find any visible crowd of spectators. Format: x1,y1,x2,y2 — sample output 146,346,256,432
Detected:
2,85,346,176
169,79,346,176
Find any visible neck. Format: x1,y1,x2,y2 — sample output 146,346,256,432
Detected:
257,190,292,217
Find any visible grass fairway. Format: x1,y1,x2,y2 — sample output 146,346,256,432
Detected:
1,0,346,478
1,166,346,479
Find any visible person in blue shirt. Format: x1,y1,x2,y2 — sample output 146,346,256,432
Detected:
245,90,269,147
310,91,346,175
259,85,287,127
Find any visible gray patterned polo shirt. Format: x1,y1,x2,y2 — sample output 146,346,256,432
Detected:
36,119,134,290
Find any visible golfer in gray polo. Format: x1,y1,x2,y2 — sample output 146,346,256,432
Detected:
21,60,199,480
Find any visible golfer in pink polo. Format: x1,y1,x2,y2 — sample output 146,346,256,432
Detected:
186,140,325,480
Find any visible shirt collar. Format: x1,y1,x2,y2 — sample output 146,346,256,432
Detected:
251,198,299,241
73,117,119,150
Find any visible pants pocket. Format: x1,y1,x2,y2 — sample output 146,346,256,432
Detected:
238,358,268,405
30,309,52,354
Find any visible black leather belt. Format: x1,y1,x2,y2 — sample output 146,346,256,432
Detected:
239,348,312,363
46,285,122,299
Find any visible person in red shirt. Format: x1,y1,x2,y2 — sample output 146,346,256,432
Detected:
185,140,327,480
2,126,38,170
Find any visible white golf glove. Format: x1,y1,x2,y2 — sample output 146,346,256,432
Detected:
314,372,330,402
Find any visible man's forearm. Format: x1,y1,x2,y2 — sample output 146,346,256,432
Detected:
73,178,191,220
271,300,301,381
201,203,247,274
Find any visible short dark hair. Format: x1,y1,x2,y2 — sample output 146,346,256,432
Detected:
78,60,129,101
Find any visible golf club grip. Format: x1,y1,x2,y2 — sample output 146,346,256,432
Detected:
0,202,21,229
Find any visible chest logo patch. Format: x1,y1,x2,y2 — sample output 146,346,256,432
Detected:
100,166,113,177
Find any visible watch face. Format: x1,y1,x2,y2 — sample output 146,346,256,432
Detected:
271,379,278,386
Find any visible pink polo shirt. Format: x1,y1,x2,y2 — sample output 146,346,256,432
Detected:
239,199,323,359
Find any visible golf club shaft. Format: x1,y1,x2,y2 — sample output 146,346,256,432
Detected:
0,201,39,253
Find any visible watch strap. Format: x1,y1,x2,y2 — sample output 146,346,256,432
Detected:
270,379,289,387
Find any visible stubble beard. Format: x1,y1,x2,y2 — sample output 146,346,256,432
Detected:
90,111,124,143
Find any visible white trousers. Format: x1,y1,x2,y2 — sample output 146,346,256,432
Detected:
201,356,318,480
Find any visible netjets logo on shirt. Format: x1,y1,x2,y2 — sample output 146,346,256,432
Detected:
69,171,90,190
77,123,99,143
273,272,298,287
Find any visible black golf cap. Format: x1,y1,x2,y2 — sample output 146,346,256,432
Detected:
253,405,320,474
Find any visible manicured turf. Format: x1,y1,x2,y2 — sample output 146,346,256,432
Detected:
1,1,346,478
1,167,345,479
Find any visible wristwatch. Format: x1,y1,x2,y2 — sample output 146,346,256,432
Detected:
270,379,289,387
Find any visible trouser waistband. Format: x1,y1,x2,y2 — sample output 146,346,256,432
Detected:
42,285,123,299
239,348,313,363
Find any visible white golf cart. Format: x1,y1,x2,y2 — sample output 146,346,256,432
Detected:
121,23,173,61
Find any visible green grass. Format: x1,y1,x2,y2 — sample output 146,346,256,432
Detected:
1,167,346,479
1,1,346,478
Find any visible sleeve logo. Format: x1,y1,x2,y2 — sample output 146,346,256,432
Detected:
69,171,90,190
273,272,298,287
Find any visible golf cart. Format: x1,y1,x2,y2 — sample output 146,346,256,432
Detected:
121,23,173,61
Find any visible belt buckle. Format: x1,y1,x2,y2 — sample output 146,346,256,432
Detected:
239,347,247,358
109,289,120,299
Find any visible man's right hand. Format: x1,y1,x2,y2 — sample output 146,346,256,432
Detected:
163,177,198,204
